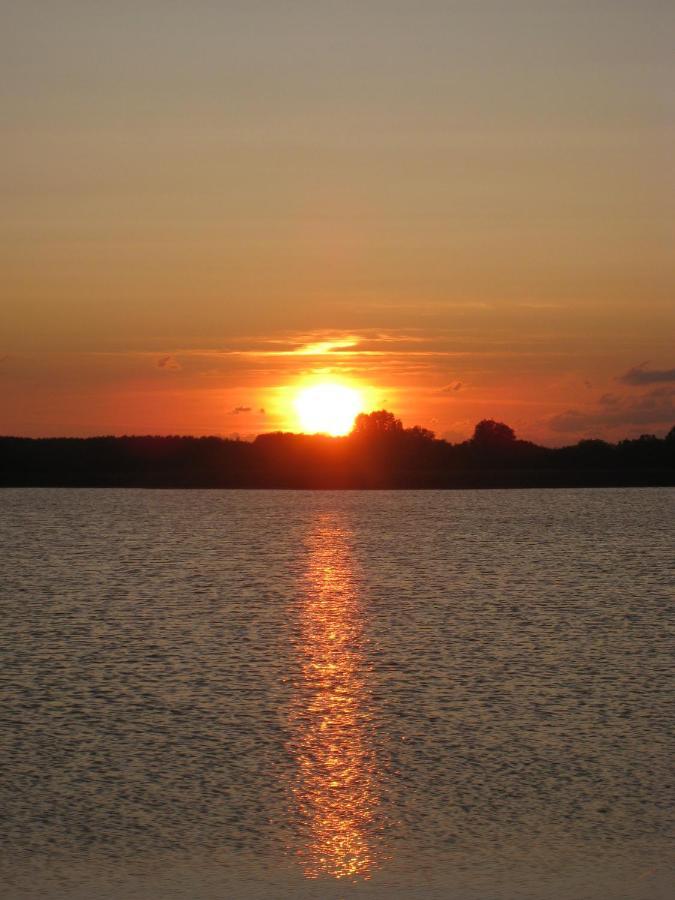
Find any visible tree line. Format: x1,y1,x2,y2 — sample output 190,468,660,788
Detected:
1,411,673,488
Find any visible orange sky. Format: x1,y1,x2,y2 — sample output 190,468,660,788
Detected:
2,3,673,444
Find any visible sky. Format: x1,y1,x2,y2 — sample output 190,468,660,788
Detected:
2,1,673,444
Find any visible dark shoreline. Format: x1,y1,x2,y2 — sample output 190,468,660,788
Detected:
2,427,672,490
2,483,673,490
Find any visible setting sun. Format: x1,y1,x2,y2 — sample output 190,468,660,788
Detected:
294,384,364,436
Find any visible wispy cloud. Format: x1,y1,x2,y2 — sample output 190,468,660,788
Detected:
212,332,421,358
157,355,181,371
619,363,675,386
292,338,359,355
231,406,266,415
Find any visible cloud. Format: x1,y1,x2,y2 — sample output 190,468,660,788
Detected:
550,387,675,433
619,363,675,386
293,338,359,355
232,406,252,414
157,355,181,371
198,329,490,362
211,334,362,358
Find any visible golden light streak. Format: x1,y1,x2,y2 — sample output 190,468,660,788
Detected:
288,518,380,880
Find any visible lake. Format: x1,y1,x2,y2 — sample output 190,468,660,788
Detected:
1,488,673,899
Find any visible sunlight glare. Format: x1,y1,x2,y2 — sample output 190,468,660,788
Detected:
288,517,380,879
294,383,364,436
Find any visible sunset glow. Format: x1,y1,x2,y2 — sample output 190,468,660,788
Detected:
2,4,673,445
294,383,365,436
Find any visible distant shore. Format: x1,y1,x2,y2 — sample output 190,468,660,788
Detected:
2,414,673,489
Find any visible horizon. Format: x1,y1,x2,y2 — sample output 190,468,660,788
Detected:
2,409,673,450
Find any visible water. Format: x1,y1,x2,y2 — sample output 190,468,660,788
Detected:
1,488,673,900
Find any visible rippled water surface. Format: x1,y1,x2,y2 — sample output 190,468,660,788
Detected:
1,488,673,899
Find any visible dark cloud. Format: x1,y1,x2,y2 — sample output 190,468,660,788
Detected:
232,406,252,414
157,355,181,371
550,387,675,433
619,363,675,386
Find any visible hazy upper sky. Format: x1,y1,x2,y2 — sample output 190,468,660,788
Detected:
2,1,673,442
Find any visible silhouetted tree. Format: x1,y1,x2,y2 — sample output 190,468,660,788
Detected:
406,425,436,441
352,410,403,437
566,438,615,467
471,419,516,447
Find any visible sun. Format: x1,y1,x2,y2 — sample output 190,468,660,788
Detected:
294,383,364,436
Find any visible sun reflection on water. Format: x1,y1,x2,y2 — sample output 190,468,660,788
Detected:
288,518,380,880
